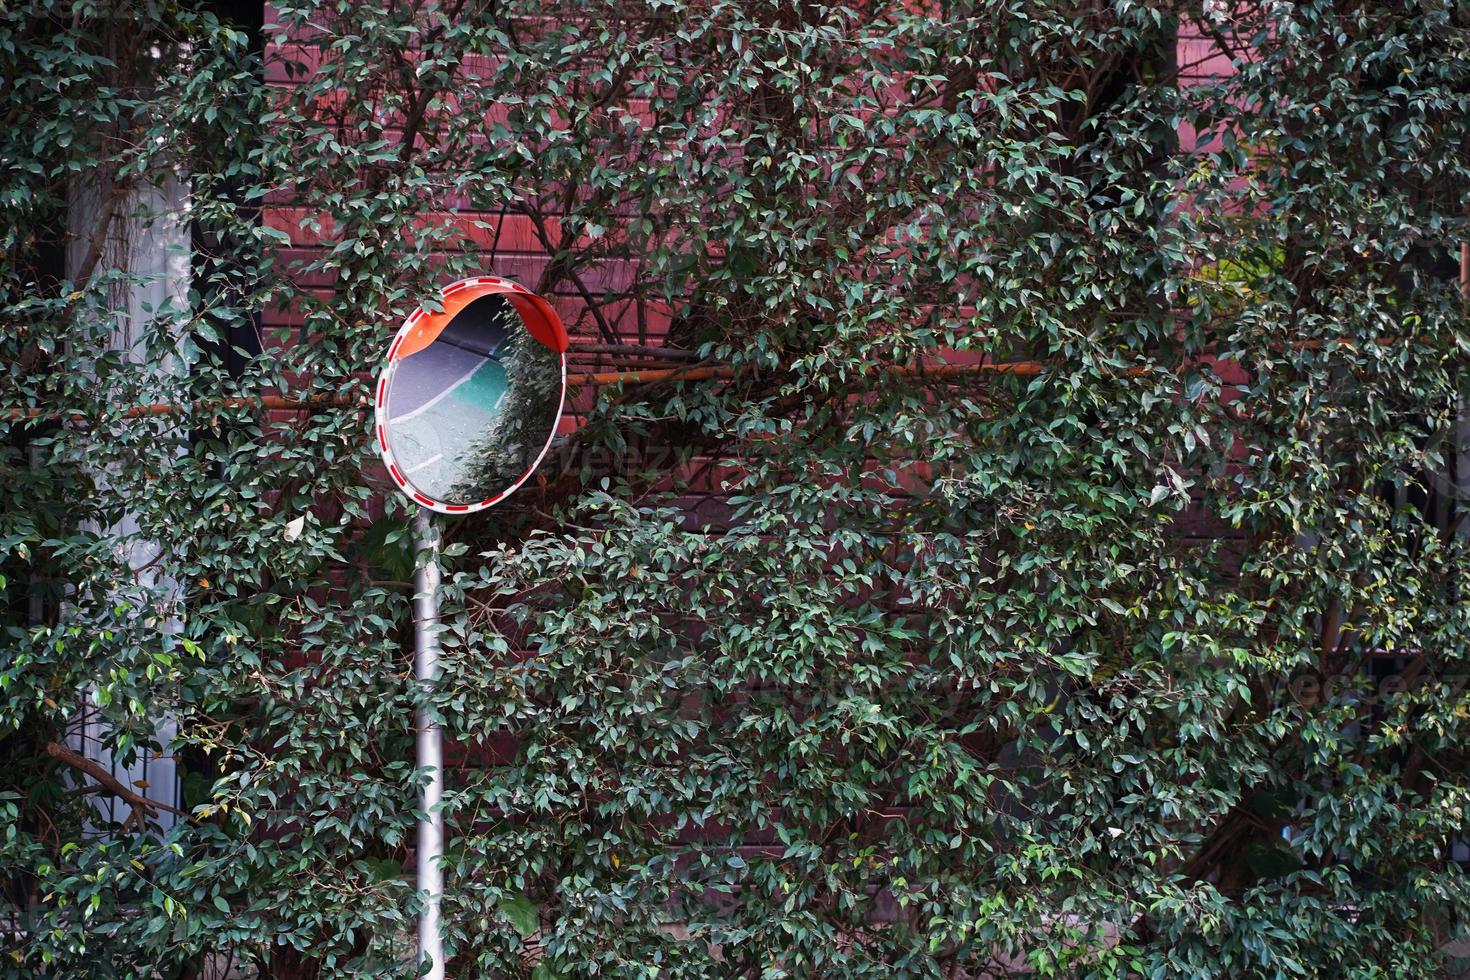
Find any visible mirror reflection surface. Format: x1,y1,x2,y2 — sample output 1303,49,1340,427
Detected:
383,294,563,506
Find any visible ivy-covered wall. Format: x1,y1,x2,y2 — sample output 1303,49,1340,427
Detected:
3,1,1470,977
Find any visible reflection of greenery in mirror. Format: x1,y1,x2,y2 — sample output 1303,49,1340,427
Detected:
384,294,562,506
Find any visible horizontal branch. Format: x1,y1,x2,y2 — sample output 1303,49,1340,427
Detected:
564,357,1094,387
4,359,1048,424
566,342,703,361
1,394,363,424
5,349,1257,425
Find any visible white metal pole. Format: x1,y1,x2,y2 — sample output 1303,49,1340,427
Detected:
413,507,445,979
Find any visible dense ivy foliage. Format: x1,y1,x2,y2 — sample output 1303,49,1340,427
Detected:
3,1,1470,976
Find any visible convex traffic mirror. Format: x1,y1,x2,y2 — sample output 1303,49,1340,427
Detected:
374,277,569,513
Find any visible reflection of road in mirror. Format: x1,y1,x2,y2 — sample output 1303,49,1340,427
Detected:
385,294,562,506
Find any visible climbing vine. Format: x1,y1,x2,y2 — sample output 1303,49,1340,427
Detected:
2,1,1469,977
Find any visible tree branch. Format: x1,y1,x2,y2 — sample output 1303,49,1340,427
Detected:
45,741,187,821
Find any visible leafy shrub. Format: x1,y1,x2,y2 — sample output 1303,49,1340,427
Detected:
2,1,1469,977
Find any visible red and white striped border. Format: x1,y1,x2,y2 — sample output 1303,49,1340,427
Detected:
373,276,567,514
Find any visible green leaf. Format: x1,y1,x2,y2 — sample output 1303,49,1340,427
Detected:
498,893,539,938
